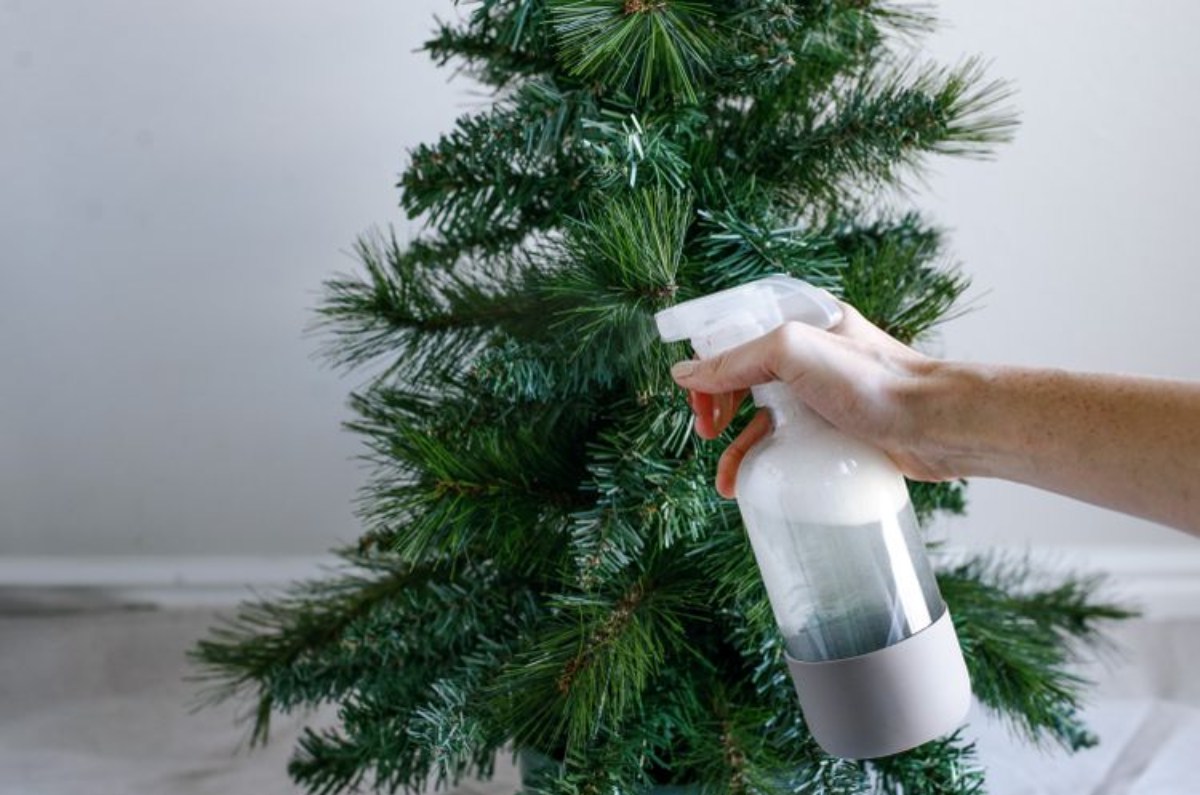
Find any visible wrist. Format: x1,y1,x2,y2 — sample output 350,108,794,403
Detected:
901,359,1007,481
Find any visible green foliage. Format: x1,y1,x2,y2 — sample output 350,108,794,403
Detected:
343,382,588,566
287,658,503,795
312,230,539,378
192,3,1133,795
579,109,697,191
191,557,537,749
744,57,1015,212
495,553,704,754
692,204,843,292
549,0,716,103
908,479,967,523
426,1,555,87
871,732,985,795
940,556,1137,751
542,184,692,394
399,78,590,252
830,213,968,342
569,391,721,588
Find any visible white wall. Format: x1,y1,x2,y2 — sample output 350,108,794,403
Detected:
0,0,459,554
0,0,1195,557
921,1,1200,549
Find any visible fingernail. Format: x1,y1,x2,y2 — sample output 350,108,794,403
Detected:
714,392,733,429
671,360,697,379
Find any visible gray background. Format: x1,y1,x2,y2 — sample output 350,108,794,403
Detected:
2,0,1196,557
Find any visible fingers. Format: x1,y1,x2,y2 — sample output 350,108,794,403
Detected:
670,321,831,395
670,304,927,497
715,409,771,498
690,388,749,439
669,330,780,394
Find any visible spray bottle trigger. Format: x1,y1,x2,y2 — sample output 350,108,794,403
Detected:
760,276,843,330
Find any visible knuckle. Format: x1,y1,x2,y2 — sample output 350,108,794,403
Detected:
766,322,807,377
706,352,731,381
774,321,806,348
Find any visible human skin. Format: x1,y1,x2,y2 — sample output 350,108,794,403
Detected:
669,303,1200,536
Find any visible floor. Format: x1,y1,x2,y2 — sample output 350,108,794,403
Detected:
1,588,1198,795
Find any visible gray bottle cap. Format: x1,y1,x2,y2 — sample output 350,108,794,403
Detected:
785,608,972,759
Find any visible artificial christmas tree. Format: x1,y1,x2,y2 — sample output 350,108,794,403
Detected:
193,2,1133,793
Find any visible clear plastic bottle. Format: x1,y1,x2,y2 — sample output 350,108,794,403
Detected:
656,276,971,760
736,383,945,664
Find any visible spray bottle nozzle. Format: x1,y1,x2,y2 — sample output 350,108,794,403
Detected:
654,275,843,357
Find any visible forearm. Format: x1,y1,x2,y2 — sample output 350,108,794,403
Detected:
919,362,1200,535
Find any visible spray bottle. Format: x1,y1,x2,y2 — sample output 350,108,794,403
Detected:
655,275,971,759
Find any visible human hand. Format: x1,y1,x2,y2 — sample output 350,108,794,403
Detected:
670,303,958,498
671,299,1200,533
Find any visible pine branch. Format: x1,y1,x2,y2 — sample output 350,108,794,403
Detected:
685,594,875,794
520,757,642,795
425,0,559,87
753,57,1017,207
190,557,457,744
288,658,506,795
570,391,722,588
345,383,590,566
719,0,885,102
828,212,968,343
494,555,703,756
692,205,843,292
908,479,967,523
579,108,696,190
548,0,716,103
399,79,590,245
541,185,693,393
313,230,539,378
689,497,772,618
192,554,543,780
673,683,818,795
560,183,691,296
713,2,950,176
427,22,555,85
871,731,986,795
940,555,1137,751
469,336,625,401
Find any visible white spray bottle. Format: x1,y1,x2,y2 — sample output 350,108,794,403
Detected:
655,275,971,759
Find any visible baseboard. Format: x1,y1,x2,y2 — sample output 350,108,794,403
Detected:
0,555,336,609
1,546,1198,617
